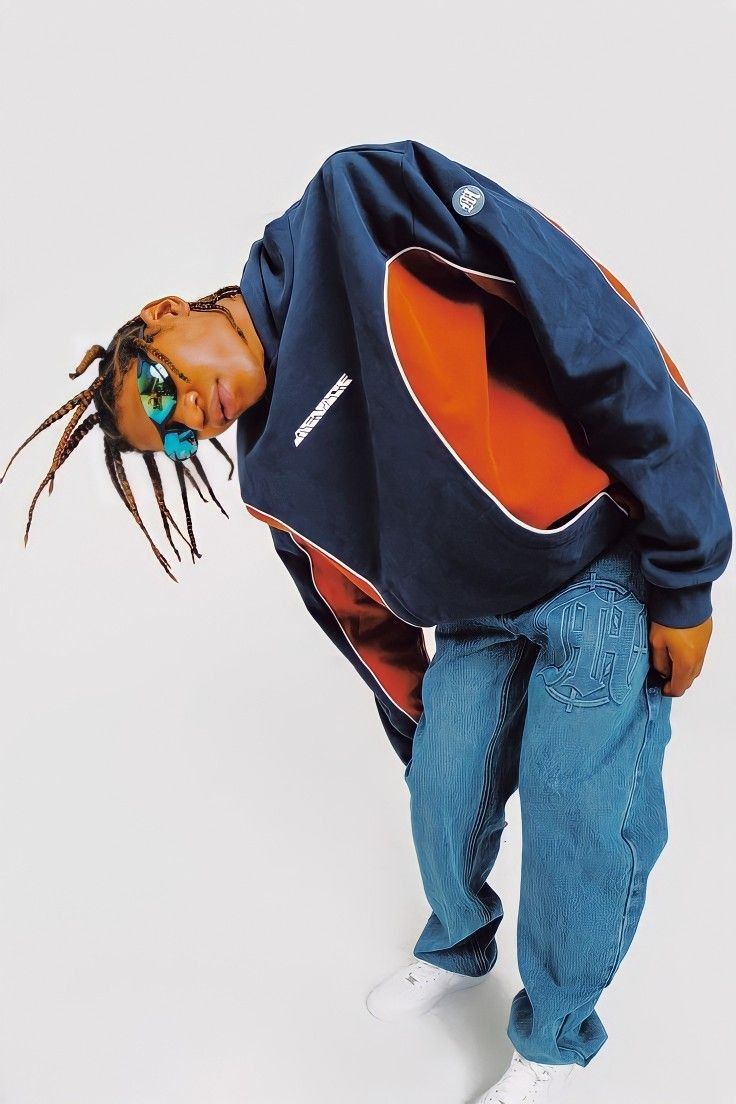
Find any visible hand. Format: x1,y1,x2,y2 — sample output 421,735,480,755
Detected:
649,616,713,697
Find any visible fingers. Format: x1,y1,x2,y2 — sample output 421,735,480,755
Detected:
661,643,701,696
664,658,695,696
649,643,686,697
649,643,671,682
649,618,711,697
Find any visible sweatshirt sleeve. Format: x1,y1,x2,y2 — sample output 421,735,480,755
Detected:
386,138,732,628
265,521,427,768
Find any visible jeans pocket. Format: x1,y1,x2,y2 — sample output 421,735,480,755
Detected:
644,665,672,727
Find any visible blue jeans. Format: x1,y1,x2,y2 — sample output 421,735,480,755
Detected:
403,528,673,1067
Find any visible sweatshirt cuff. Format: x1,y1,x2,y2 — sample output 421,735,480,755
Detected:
646,580,713,628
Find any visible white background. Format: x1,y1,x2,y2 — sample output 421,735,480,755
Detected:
1,2,734,1101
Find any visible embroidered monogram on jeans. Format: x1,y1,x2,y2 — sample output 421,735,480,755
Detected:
532,572,648,710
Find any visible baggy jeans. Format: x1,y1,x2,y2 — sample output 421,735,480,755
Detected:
403,528,673,1067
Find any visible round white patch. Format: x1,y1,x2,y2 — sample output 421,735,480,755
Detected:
451,184,485,217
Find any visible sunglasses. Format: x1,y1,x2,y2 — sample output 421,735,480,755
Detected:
136,353,198,461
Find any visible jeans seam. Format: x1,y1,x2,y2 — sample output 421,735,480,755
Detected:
551,678,660,1061
604,683,661,987
465,640,529,973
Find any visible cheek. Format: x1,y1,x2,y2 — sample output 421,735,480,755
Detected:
194,344,241,392
189,360,219,389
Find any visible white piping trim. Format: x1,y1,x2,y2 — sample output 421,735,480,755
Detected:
287,532,420,727
383,246,629,535
526,203,699,411
243,499,426,629
388,243,517,284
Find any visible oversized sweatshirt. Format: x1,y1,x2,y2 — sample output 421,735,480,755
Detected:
236,138,732,766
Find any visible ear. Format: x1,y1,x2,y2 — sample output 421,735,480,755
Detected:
139,295,190,334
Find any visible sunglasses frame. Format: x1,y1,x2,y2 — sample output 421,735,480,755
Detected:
136,352,199,462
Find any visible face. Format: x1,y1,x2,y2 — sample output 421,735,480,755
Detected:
115,291,267,453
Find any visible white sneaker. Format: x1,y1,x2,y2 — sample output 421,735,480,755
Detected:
468,1049,576,1104
365,957,487,1022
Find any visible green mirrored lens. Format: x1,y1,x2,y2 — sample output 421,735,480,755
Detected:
137,357,177,425
163,427,198,461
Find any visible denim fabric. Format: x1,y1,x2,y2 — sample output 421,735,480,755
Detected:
403,528,673,1067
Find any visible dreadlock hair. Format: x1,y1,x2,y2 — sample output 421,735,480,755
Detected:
0,286,245,582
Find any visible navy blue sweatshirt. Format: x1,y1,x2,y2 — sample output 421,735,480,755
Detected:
237,138,732,765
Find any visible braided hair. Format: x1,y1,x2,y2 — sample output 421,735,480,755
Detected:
0,286,245,582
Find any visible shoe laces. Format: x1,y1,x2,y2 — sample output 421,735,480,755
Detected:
402,960,447,988
482,1051,552,1103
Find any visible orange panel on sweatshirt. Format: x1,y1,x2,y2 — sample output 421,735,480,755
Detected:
245,505,426,720
386,250,612,529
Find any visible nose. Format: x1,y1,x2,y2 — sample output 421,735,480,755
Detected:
176,388,205,431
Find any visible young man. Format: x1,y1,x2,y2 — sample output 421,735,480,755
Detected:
4,139,731,1102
